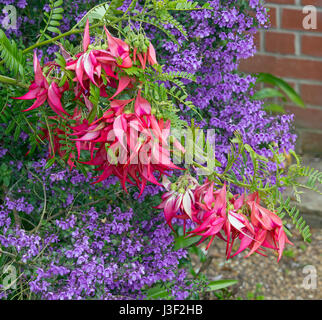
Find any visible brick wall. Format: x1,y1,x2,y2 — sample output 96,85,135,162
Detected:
239,0,322,155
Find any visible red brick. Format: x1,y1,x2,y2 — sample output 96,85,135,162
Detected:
267,0,295,4
301,35,322,57
285,105,322,129
265,31,295,54
239,55,322,81
282,8,322,33
301,83,322,106
254,32,261,51
302,0,322,7
266,6,277,28
298,130,322,154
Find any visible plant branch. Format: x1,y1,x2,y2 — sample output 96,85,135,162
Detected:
0,75,29,89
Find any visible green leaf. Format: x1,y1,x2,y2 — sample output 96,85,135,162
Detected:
174,235,201,250
47,26,61,34
257,73,305,107
263,103,285,113
45,157,56,169
145,285,169,299
13,125,21,141
3,176,10,187
206,279,238,292
252,88,285,100
49,20,61,27
0,30,25,77
52,14,63,20
53,7,64,14
53,0,63,7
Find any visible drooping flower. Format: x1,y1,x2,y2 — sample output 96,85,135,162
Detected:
225,194,256,259
245,195,293,261
66,20,133,96
13,52,70,117
71,92,184,194
155,176,197,232
166,182,293,261
147,42,158,66
104,26,132,68
189,183,227,250
133,41,158,70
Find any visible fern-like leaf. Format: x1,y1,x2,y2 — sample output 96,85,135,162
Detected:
159,71,196,82
156,10,187,38
277,194,312,242
73,0,125,28
72,2,111,28
0,30,25,77
131,16,180,46
39,0,64,40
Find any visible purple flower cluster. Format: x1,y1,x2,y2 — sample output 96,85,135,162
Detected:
1,204,193,299
150,0,296,176
0,153,198,300
34,207,191,300
4,196,34,214
0,203,58,264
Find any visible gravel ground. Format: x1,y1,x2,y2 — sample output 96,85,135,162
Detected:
192,227,322,300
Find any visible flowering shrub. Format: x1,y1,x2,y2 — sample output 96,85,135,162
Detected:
1,0,322,300
0,150,203,299
1,202,196,299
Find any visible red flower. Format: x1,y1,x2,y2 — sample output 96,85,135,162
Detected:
155,176,197,232
245,197,293,261
66,20,133,98
13,52,70,117
71,91,184,194
104,26,132,68
189,183,227,250
134,41,158,70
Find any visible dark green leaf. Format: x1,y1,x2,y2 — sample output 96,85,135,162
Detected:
174,235,201,250
146,285,169,299
257,73,305,107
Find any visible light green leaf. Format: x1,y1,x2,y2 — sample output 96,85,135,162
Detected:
263,103,285,113
47,26,61,34
54,0,63,7
206,279,238,292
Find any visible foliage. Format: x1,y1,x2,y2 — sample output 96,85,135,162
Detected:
252,73,305,113
0,0,321,301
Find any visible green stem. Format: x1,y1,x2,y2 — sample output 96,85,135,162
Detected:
23,14,129,55
22,22,106,54
0,75,29,89
191,160,277,192
43,112,55,158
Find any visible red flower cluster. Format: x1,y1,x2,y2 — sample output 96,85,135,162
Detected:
13,57,70,117
71,96,183,196
157,179,293,261
14,20,183,193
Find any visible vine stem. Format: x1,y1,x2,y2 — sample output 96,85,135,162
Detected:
22,23,103,54
28,170,47,234
43,112,55,157
22,15,128,55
